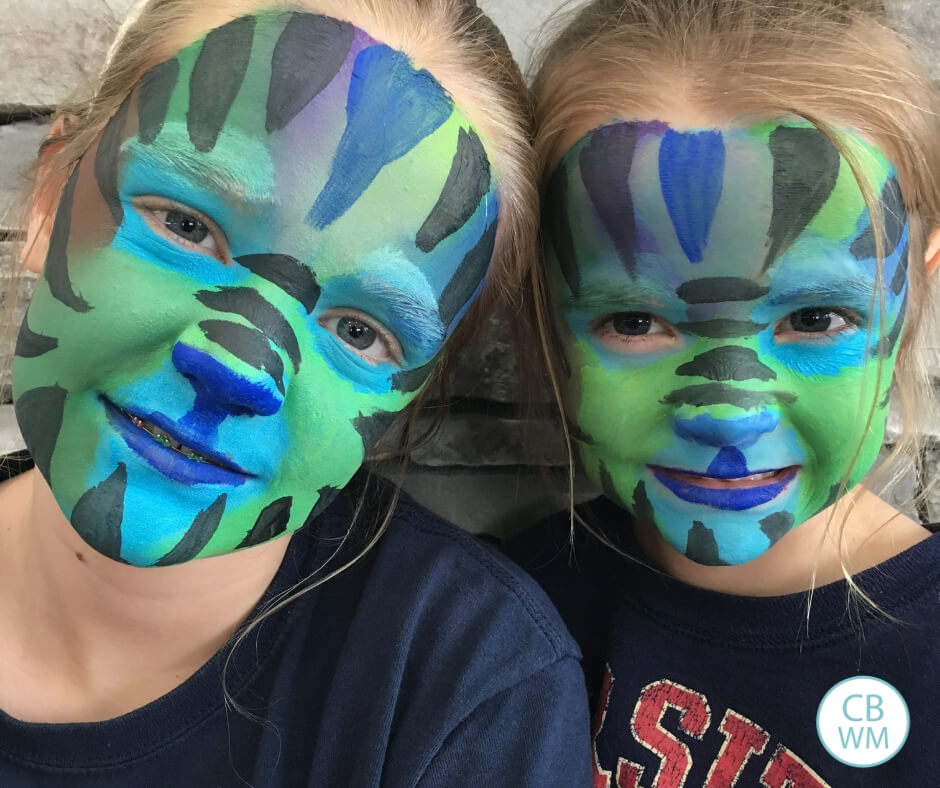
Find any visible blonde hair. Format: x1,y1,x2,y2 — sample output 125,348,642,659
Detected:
525,0,940,565
0,0,535,723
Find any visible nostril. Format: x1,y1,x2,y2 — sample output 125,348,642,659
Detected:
674,411,780,449
171,343,283,417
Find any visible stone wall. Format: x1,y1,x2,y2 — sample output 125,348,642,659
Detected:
1,0,938,534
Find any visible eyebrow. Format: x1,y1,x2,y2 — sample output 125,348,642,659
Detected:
563,281,669,312
367,280,445,353
124,138,277,205
765,277,875,307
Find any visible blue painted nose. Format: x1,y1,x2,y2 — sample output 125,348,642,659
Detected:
172,343,283,417
673,411,779,449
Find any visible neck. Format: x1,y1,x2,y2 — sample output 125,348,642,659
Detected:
633,485,931,596
0,468,290,722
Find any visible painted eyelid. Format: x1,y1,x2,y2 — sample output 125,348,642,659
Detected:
132,197,232,263
318,308,404,366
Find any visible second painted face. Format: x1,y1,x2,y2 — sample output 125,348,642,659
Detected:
13,12,499,566
546,120,908,565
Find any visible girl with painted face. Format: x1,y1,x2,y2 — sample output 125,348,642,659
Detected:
0,0,593,783
508,0,940,784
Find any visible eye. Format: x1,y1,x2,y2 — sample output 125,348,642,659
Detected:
775,307,860,343
319,309,403,366
592,311,676,352
133,197,229,263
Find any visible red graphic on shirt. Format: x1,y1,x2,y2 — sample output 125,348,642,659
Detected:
592,666,831,788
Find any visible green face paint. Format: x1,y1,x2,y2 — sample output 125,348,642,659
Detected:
12,12,499,566
545,120,907,565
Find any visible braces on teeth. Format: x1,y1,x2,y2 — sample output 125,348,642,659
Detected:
124,410,215,464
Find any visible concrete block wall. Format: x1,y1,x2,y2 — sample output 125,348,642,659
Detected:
1,0,938,535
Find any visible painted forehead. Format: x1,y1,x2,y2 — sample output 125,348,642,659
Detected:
95,11,498,330
546,120,905,294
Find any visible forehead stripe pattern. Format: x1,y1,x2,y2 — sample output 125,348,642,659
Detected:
580,123,640,277
659,129,725,264
187,15,256,153
198,320,286,395
850,177,907,261
662,383,797,409
763,126,840,272
196,288,301,373
545,164,580,295
676,277,770,304
15,313,59,358
44,167,92,313
416,128,491,253
69,463,127,562
676,346,777,382
891,242,909,296
308,45,453,230
95,96,131,225
266,12,354,133
236,496,292,549
155,494,227,565
137,58,180,145
236,254,320,314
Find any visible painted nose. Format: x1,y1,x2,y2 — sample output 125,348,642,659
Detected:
673,411,780,449
172,340,284,417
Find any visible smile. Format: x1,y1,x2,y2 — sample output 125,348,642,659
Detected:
102,398,250,486
650,465,798,511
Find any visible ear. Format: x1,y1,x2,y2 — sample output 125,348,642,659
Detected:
21,115,75,274
926,227,940,277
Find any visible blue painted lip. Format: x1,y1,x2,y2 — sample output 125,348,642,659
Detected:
102,398,250,487
650,466,798,511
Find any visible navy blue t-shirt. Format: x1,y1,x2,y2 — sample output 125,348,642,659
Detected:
0,455,592,786
507,496,940,788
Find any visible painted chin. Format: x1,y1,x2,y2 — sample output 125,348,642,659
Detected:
650,465,799,511
102,398,251,486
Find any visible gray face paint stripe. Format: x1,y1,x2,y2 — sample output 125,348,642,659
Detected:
567,421,595,445
236,254,320,314
94,96,131,226
890,242,909,296
392,355,438,394
675,346,777,382
416,128,491,253
759,511,793,547
598,461,622,508
236,496,292,549
676,277,770,304
196,288,301,373
302,485,341,528
875,288,907,357
45,166,92,313
850,177,907,261
579,122,639,277
354,410,398,453
155,493,227,566
438,218,497,327
70,463,127,562
188,15,256,153
266,13,354,133
763,126,840,271
685,521,729,566
674,319,768,339
662,383,797,410
15,313,59,358
198,320,286,395
544,164,580,296
13,385,67,480
632,480,655,528
137,57,180,145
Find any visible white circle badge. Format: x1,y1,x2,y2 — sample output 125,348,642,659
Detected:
816,676,909,767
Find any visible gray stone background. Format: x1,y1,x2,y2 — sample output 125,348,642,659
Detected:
1,0,938,534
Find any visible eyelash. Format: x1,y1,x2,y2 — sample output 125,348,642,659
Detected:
133,197,231,264
318,308,404,367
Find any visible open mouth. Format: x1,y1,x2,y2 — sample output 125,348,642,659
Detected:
102,398,250,486
650,465,798,511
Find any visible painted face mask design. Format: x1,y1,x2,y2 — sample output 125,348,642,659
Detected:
546,120,907,565
13,12,499,567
